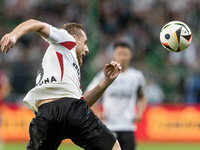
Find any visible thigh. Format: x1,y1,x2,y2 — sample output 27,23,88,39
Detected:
86,125,117,150
66,99,116,150
27,112,63,150
116,131,136,150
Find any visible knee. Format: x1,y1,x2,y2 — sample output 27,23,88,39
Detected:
112,140,121,150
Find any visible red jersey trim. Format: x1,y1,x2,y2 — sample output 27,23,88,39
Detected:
59,41,76,50
56,52,64,81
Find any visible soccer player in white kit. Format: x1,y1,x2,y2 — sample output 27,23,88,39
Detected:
86,41,148,150
0,19,122,150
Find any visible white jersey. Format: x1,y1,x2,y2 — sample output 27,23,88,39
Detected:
23,25,82,113
86,67,145,131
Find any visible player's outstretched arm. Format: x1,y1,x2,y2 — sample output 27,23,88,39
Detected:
134,95,148,123
84,61,122,107
0,19,50,54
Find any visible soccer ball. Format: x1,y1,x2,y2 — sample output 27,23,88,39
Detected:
160,21,192,52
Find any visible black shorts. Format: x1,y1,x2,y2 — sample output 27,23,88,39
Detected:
113,131,136,150
27,98,116,150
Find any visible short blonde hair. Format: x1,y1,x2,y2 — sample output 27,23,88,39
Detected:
61,23,86,37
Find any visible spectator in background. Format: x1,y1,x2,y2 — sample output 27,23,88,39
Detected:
85,41,148,150
0,70,11,105
1,0,200,105
144,78,164,104
1,0,200,104
186,75,200,103
0,70,11,150
185,46,200,104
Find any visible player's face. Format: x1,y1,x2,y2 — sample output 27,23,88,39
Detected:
113,46,132,71
75,31,89,66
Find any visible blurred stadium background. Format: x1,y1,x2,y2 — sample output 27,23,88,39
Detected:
0,0,200,149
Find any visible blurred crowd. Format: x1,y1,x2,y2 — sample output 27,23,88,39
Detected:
0,0,200,104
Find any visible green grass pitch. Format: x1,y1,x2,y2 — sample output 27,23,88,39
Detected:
1,142,200,150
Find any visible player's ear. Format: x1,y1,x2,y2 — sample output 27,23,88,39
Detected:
72,35,79,43
72,35,76,39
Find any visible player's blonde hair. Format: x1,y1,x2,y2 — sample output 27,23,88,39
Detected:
61,23,86,38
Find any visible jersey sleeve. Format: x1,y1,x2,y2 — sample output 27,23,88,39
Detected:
139,71,146,88
136,71,146,98
45,25,76,44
